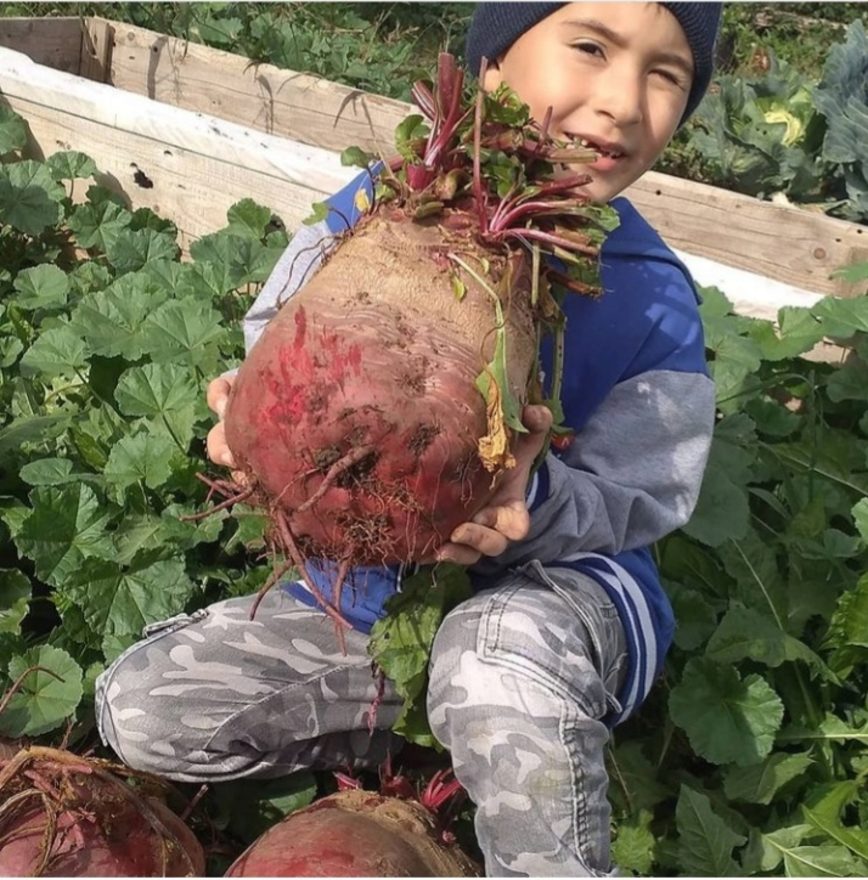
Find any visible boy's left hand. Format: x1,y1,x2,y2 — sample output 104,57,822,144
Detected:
432,404,553,566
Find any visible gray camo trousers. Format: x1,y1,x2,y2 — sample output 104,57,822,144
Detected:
96,561,627,876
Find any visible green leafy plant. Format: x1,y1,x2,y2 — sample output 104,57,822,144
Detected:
609,281,868,876
0,105,285,733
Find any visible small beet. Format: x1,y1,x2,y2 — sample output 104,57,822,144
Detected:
0,745,204,877
225,789,480,877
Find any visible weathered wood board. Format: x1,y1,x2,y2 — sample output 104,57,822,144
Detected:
0,45,357,253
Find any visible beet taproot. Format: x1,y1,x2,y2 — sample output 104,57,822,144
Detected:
225,789,480,877
212,54,614,623
225,213,537,566
0,745,205,877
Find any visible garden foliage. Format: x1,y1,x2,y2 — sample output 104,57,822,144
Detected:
664,19,868,222
1,79,867,875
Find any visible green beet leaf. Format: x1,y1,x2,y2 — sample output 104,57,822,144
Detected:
0,570,31,635
16,484,115,588
675,785,746,876
0,645,83,737
669,657,784,766
723,752,813,805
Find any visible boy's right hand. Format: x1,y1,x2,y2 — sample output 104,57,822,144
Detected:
206,375,243,477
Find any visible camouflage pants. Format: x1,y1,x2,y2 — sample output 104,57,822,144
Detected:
96,561,627,877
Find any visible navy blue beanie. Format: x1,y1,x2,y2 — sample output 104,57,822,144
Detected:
465,3,722,125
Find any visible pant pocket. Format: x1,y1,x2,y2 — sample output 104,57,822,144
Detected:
518,562,628,718
477,578,610,718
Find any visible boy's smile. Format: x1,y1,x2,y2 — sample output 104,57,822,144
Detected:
482,2,694,203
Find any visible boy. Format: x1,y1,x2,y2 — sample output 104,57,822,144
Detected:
96,3,721,875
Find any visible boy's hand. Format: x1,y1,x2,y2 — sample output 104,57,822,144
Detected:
206,376,246,481
432,405,553,566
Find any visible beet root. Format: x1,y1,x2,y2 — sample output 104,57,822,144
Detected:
225,789,480,877
0,745,205,877
225,210,537,568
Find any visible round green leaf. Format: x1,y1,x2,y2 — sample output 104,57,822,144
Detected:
68,199,133,252
0,160,65,234
15,484,115,587
104,432,177,490
105,228,179,274
226,198,273,239
669,657,784,766
0,645,84,737
13,264,70,311
0,105,28,154
19,325,88,379
46,150,98,181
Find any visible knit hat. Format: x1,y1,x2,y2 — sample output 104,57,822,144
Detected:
465,2,722,125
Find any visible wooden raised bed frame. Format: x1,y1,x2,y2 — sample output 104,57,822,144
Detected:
0,14,866,302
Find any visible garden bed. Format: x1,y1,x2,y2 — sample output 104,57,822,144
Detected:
0,14,866,304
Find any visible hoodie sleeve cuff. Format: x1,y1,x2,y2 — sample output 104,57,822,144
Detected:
525,460,551,514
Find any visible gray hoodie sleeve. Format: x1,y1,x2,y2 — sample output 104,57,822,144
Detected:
472,369,715,574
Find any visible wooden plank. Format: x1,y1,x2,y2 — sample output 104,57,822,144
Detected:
0,46,356,254
0,16,82,74
100,17,407,158
81,18,113,83
624,172,868,299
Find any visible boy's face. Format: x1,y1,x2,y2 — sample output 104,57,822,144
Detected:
483,2,693,203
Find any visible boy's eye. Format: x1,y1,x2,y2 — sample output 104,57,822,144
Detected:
654,69,685,88
573,41,605,59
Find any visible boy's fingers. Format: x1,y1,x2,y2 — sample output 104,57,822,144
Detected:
513,405,553,464
206,421,236,469
470,502,530,542
435,543,482,566
523,404,553,434
207,376,234,417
